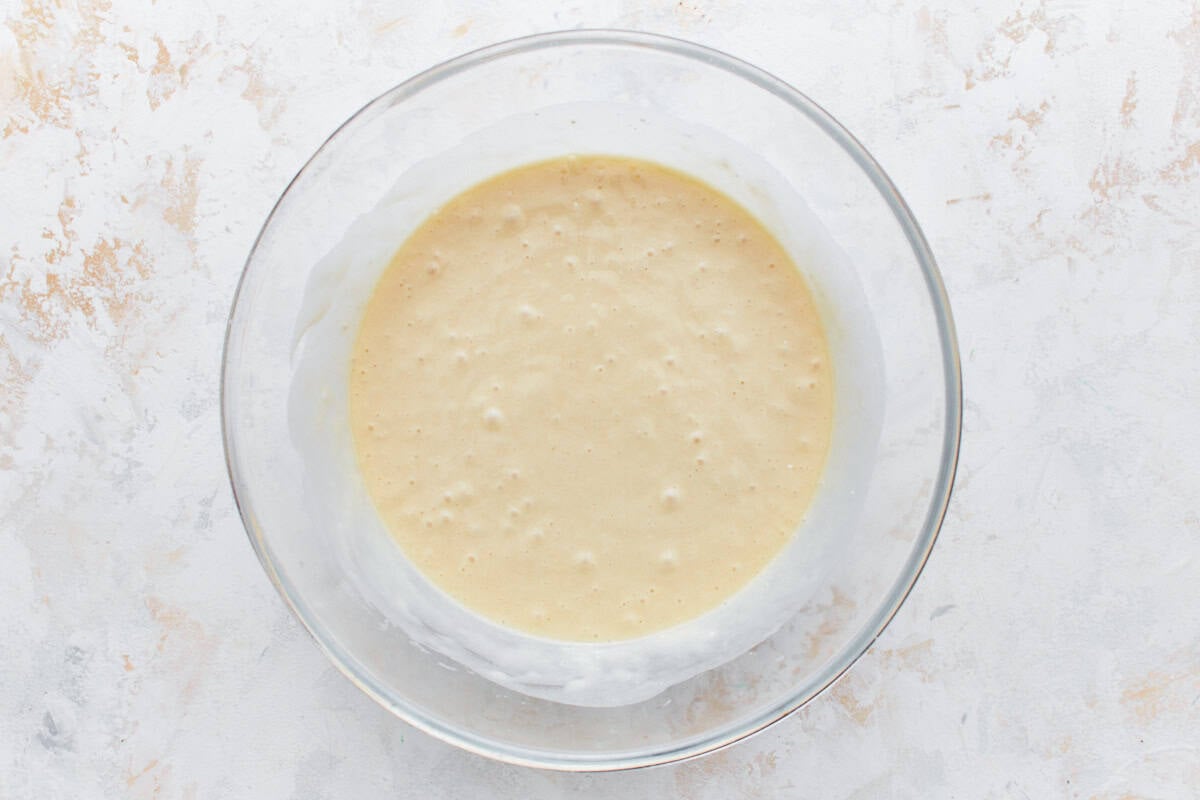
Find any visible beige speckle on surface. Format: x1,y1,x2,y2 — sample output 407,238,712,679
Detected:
1,0,1198,797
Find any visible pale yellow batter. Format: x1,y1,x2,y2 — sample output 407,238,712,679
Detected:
350,155,832,641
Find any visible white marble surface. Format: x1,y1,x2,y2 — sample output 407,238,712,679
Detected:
2,0,1199,796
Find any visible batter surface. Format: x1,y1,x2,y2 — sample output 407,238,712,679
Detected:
349,155,833,641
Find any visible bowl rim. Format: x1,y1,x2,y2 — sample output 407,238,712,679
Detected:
221,28,963,772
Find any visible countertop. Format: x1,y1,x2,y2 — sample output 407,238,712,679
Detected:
2,1,1198,796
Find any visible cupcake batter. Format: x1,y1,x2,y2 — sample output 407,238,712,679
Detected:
349,155,833,641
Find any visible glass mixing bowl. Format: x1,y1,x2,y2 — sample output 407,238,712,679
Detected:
222,30,961,770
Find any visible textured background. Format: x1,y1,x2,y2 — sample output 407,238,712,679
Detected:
3,0,1199,797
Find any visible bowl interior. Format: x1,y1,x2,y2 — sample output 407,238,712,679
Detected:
222,30,960,770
